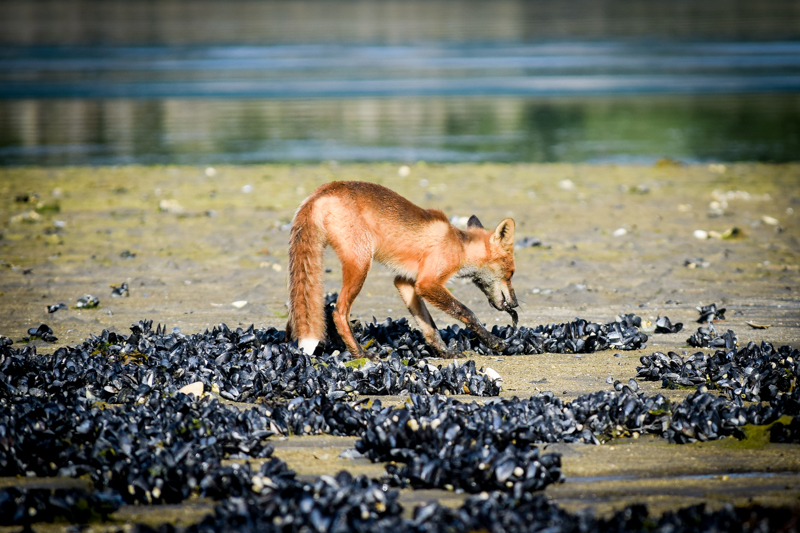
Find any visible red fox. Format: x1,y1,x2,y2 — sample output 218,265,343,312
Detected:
285,181,518,360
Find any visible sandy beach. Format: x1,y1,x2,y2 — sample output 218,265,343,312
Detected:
1,162,799,521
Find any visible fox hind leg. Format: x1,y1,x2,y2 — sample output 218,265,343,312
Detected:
332,255,372,360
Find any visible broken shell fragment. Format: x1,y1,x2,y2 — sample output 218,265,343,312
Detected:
179,381,205,397
483,367,503,384
76,295,99,309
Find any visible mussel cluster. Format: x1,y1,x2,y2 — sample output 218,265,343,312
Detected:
669,389,768,443
0,320,499,403
76,295,100,309
0,392,276,505
324,293,649,356
687,325,737,349
180,485,797,533
0,486,121,526
357,394,564,494
686,302,735,348
636,341,799,402
25,323,57,342
2,300,660,404
435,493,796,533
3,334,795,510
4,459,798,532
437,312,647,355
697,303,726,323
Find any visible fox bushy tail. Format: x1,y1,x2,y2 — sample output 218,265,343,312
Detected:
286,199,327,347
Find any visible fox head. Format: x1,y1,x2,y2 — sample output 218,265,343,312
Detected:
466,215,519,314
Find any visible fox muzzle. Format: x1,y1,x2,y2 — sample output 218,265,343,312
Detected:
500,285,518,309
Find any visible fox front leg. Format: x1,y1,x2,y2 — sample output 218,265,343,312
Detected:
394,276,459,358
415,282,508,354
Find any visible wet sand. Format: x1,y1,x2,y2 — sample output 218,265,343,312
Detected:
1,162,799,524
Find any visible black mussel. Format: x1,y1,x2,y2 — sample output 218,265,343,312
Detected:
26,323,57,342
654,316,683,334
111,282,129,297
697,303,726,323
46,302,67,313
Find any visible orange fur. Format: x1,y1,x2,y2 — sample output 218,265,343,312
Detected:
286,181,518,359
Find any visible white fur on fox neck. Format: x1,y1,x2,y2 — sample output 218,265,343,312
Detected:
298,338,320,354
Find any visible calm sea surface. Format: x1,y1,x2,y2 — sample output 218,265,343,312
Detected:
1,0,799,165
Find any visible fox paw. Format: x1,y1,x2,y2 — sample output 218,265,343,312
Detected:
487,337,508,353
429,344,460,359
443,349,462,359
348,347,379,362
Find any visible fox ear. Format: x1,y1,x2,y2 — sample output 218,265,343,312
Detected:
491,218,515,250
467,215,484,229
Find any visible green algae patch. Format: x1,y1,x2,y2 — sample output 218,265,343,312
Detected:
722,415,797,450
698,415,797,450
661,380,697,391
344,358,370,369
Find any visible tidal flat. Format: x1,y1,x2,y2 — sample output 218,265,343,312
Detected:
1,162,798,526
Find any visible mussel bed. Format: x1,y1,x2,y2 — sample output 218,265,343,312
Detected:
0,304,798,531
1,294,659,406
636,341,798,403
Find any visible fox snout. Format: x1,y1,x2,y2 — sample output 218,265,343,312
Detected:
501,284,518,309
485,281,518,311
496,283,518,310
